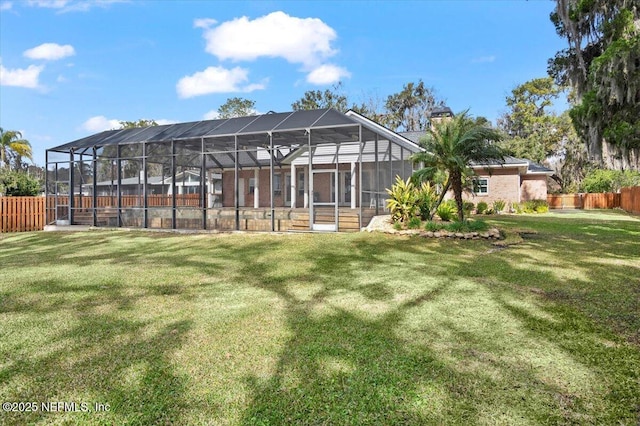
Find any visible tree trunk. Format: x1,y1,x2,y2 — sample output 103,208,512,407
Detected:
429,181,450,221
451,171,464,222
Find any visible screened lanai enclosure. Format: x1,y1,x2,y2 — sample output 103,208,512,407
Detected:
46,109,421,232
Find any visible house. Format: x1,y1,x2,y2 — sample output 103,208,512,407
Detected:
46,108,420,231
400,109,554,207
45,108,551,231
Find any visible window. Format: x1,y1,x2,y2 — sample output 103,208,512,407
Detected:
473,178,489,195
273,173,282,195
298,172,305,197
249,177,255,194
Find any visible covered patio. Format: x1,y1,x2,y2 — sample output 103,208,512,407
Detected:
46,109,421,232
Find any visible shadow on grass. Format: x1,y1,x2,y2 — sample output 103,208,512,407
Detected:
0,274,193,425
1,213,639,424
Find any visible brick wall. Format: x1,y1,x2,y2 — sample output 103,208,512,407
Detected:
520,175,547,201
461,169,521,205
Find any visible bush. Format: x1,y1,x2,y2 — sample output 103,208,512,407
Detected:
463,201,475,216
386,176,419,224
445,221,465,232
424,221,443,232
407,216,422,229
393,221,403,231
0,170,42,196
493,199,506,213
466,219,489,232
415,181,438,220
581,169,640,193
512,202,523,214
476,201,488,214
521,199,549,214
436,203,456,221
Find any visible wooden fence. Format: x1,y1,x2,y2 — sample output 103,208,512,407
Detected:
548,187,640,213
0,196,45,233
1,194,204,233
620,186,640,214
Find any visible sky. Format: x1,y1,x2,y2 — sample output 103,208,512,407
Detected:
0,0,568,166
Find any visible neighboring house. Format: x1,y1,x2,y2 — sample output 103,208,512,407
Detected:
400,132,554,206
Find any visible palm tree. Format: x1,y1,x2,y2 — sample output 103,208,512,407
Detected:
0,128,33,169
411,110,504,222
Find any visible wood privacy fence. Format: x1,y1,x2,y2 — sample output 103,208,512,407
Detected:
547,187,640,212
1,194,203,233
620,186,640,214
0,196,45,233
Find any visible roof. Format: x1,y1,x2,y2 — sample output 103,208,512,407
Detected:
429,106,454,118
49,108,422,155
471,156,554,175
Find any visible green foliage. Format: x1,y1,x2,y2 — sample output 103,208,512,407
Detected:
217,97,257,118
476,201,488,214
492,199,506,213
466,219,489,232
292,83,348,112
463,201,475,216
118,119,158,129
411,110,504,222
415,181,438,220
424,221,443,232
392,221,403,231
0,127,33,169
445,221,465,232
512,202,523,214
436,202,456,222
550,1,640,167
580,169,640,193
0,169,42,196
385,176,419,224
407,216,422,229
383,80,443,131
485,208,495,215
521,200,549,214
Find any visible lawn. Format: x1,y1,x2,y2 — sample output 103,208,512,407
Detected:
0,210,639,425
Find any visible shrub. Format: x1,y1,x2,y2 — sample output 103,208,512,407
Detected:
521,199,549,213
415,181,438,220
424,221,443,232
0,170,42,196
581,169,640,193
393,221,403,230
476,201,488,214
493,199,506,213
485,208,494,215
436,203,456,221
466,219,489,232
445,221,465,232
463,201,475,216
407,216,422,229
512,202,523,214
386,176,418,224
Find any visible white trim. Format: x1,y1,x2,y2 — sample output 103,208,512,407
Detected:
472,177,489,196
345,110,423,153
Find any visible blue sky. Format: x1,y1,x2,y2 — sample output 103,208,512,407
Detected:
0,0,567,166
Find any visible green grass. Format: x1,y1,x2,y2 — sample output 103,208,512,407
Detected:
0,210,639,425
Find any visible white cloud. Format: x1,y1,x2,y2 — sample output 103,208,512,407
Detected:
176,66,265,98
56,74,68,83
155,119,177,125
194,18,217,29
27,0,127,12
200,11,338,69
81,116,176,132
0,63,44,88
1,2,13,11
306,64,351,85
81,115,120,132
24,43,76,61
471,55,496,64
27,0,69,8
203,110,220,120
